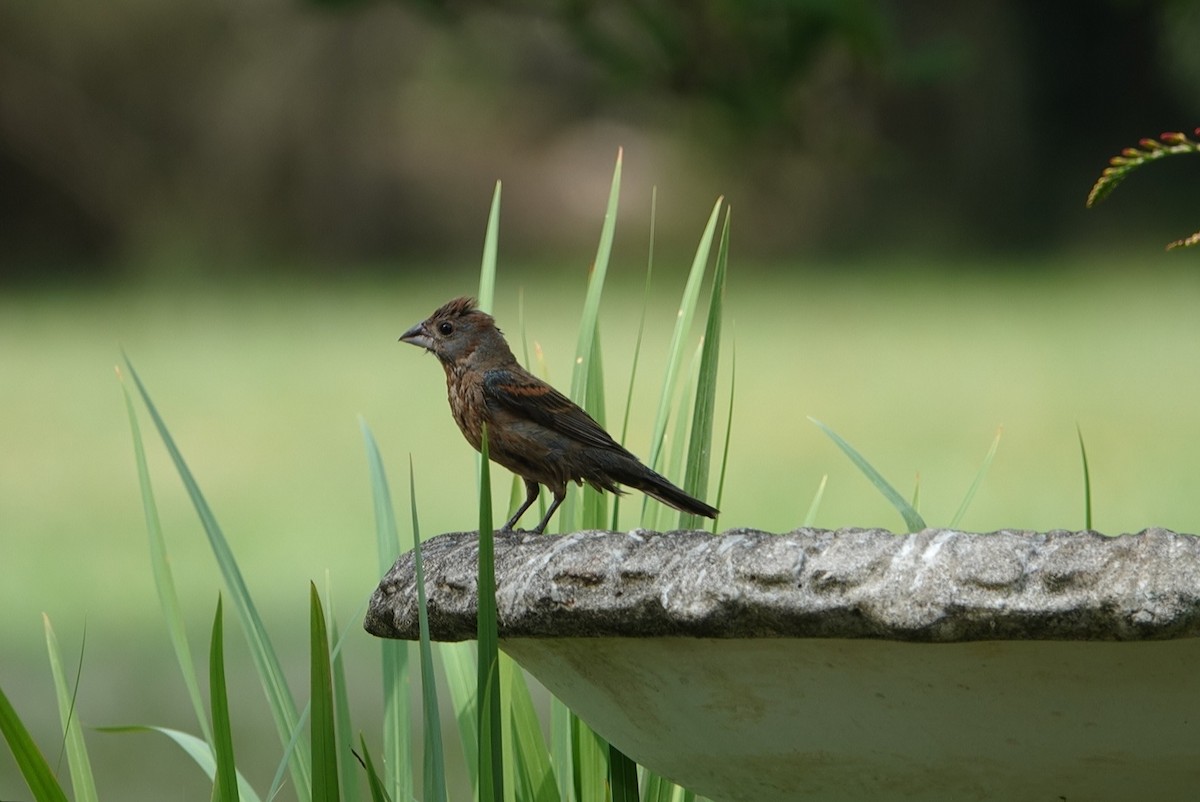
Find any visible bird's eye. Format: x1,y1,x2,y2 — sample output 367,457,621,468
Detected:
438,321,454,335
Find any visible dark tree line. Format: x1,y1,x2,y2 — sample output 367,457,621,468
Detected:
2,0,1197,281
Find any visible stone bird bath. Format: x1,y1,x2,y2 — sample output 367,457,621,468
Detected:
365,527,1200,801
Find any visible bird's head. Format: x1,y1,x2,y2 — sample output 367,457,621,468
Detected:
400,296,508,367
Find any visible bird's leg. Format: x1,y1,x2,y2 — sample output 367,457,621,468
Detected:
531,488,566,535
502,479,541,531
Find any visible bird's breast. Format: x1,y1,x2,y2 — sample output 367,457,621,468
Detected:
445,364,486,450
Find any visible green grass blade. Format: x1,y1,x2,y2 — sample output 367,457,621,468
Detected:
265,700,311,802
579,331,609,530
439,641,479,788
710,337,736,534
310,583,340,802
477,425,504,802
563,149,622,533
499,655,518,802
41,617,95,802
644,198,723,478
1078,424,1093,530
569,148,621,406
679,205,730,529
0,681,70,802
648,773,700,797
504,656,560,802
654,347,700,529
612,187,657,531
99,726,262,802
803,475,828,528
608,743,640,802
550,699,576,802
408,457,448,802
328,607,359,802
810,417,927,532
571,716,608,802
479,180,502,313
359,419,413,802
358,733,394,802
122,356,310,796
119,370,212,744
949,427,1003,528
209,597,240,802
642,773,674,802
479,659,504,802
516,295,549,527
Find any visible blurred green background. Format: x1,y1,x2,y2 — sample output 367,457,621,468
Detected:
4,1,1200,800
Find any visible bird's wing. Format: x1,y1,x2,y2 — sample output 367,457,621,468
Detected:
482,368,622,451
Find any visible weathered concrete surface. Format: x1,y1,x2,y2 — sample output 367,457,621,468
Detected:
365,527,1200,642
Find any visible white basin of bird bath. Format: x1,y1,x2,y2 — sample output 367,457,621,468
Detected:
365,527,1200,802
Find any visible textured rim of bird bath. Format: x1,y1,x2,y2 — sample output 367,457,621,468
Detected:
365,527,1200,802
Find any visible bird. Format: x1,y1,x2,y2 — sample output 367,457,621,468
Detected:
400,296,719,534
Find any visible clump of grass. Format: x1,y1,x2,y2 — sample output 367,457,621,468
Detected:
0,151,730,802
809,419,1002,533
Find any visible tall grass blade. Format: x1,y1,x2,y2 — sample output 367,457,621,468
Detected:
479,660,504,802
358,734,394,802
810,417,927,532
42,618,97,802
499,655,518,802
310,583,340,802
652,347,700,531
569,148,621,405
119,371,212,744
679,206,730,529
477,425,504,802
96,726,262,802
580,331,609,530
644,198,723,479
612,188,657,530
328,609,359,802
407,457,448,802
803,475,828,527
642,774,674,802
209,597,240,802
571,717,608,802
949,427,1003,528
360,419,413,802
608,743,640,802
711,339,736,533
550,700,576,802
122,356,311,797
516,296,553,525
563,148,622,532
267,703,311,802
503,656,560,802
440,641,479,787
479,181,501,313
1077,424,1093,530
0,686,75,802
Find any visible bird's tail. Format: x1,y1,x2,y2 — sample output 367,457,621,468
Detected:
617,460,719,519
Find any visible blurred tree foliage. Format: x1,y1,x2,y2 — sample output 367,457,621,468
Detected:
1,0,1198,282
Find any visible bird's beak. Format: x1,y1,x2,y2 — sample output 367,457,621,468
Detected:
399,321,433,351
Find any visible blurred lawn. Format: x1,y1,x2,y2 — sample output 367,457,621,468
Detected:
3,257,1200,799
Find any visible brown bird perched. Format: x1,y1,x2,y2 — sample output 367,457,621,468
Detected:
400,296,719,534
